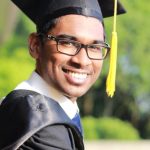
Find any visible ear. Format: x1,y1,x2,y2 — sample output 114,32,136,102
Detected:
28,33,41,59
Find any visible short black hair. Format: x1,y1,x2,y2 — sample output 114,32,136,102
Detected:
36,18,60,34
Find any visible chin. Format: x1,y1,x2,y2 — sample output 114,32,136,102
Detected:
65,88,89,99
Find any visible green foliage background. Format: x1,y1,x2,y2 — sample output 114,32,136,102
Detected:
0,0,150,139
82,117,140,140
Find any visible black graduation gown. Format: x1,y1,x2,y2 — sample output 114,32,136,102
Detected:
0,90,84,150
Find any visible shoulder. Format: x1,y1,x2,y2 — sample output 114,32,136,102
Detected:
0,89,72,125
0,90,50,119
1,89,60,115
0,90,74,149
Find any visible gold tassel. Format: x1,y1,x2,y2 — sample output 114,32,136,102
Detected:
106,0,118,97
106,31,117,97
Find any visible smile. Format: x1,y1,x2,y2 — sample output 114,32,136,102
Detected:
68,71,87,80
63,68,89,84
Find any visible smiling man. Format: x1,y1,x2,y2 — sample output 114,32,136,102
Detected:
0,0,125,149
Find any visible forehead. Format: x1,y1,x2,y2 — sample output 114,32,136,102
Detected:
50,15,104,41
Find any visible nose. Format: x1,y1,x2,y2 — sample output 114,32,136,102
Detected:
70,47,92,67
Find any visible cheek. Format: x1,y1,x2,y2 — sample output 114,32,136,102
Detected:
36,46,55,75
38,45,57,66
40,50,67,75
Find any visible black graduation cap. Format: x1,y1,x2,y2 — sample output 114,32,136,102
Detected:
11,0,126,26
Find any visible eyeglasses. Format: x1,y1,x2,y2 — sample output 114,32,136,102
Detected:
40,34,110,60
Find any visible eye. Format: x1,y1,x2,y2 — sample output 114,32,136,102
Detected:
88,45,102,52
59,40,75,47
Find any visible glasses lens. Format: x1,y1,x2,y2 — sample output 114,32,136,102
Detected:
87,44,109,60
57,40,79,55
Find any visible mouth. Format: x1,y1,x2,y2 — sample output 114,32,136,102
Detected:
62,68,89,84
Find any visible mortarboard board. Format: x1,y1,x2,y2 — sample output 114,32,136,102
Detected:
11,0,126,26
11,0,126,97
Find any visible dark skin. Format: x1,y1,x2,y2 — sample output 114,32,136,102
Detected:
28,14,104,102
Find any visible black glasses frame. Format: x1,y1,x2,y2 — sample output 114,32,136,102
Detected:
39,33,110,60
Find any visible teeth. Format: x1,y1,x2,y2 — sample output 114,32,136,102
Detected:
68,71,87,79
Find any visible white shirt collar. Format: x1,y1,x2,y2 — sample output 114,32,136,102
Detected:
15,71,79,119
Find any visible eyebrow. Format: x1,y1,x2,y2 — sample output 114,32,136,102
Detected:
56,34,105,44
56,34,77,40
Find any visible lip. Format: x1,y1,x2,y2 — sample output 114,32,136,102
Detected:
62,67,92,75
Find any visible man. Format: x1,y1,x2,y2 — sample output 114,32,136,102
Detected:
0,0,125,149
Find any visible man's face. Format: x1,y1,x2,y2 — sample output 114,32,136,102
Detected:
36,15,104,101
